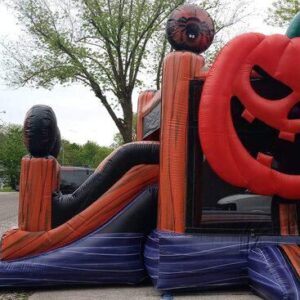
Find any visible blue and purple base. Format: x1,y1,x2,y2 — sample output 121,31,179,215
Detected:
249,246,300,299
0,218,299,298
144,230,300,297
0,232,147,287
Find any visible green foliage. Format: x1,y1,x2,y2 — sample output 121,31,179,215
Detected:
0,124,27,189
0,186,13,192
1,0,184,143
58,140,82,166
0,123,113,189
1,0,252,142
111,112,137,147
80,141,112,167
266,0,300,27
57,139,113,168
111,132,124,148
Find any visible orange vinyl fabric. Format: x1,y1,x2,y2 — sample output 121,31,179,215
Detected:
136,91,156,141
18,156,60,232
278,203,300,275
199,33,300,199
279,204,299,236
280,244,300,279
197,32,300,278
141,91,161,116
1,164,158,260
158,51,205,233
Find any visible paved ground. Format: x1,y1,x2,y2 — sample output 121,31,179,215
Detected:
0,193,19,235
29,287,260,300
0,192,261,300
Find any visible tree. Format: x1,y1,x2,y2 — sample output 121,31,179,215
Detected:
58,140,83,166
57,139,112,167
0,122,114,185
80,141,112,167
266,0,300,26
153,0,253,88
111,112,137,147
0,125,27,189
0,124,112,188
202,0,254,66
1,0,185,143
1,0,252,144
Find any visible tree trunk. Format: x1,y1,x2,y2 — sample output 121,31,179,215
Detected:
156,37,168,90
119,91,133,144
91,82,133,144
120,125,133,143
9,174,17,190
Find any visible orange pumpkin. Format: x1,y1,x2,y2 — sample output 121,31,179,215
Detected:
199,16,300,199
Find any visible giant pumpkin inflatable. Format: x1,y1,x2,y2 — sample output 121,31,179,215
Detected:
199,13,300,199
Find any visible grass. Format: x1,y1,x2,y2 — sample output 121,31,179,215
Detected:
0,187,13,192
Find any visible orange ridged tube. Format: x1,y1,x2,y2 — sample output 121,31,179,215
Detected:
18,156,60,232
158,51,204,232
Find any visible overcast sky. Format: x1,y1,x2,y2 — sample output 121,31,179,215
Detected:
0,0,284,146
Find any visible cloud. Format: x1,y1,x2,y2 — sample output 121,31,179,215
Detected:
0,84,119,146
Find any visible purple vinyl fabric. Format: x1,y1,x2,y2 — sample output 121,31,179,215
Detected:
0,190,299,295
144,230,249,290
248,246,300,300
0,186,158,287
144,230,300,292
0,232,146,287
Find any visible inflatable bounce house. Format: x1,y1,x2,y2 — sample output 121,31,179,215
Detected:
1,4,300,299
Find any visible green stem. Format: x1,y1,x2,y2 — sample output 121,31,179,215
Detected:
286,12,300,39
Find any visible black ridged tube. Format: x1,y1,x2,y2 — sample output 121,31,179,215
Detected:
52,142,159,227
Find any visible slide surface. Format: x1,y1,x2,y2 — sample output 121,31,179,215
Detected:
0,184,158,287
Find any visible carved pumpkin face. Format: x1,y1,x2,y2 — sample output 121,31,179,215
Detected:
199,32,300,199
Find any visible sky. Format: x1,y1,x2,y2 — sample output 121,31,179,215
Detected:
0,0,284,146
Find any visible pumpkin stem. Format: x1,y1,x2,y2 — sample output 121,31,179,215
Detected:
286,12,300,38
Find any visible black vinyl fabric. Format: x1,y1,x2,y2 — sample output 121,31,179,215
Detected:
187,80,275,234
50,129,61,159
23,105,61,158
52,142,159,227
99,185,158,234
60,167,94,194
143,102,161,138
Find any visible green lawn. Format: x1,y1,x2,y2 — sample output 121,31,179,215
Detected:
0,186,13,192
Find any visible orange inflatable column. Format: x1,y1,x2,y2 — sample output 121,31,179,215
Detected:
158,52,204,233
279,203,299,236
18,156,60,232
